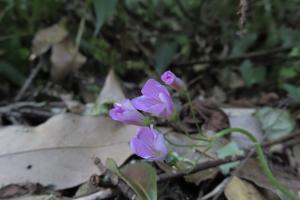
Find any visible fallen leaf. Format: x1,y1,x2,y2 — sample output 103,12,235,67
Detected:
225,176,267,200
216,142,244,174
97,69,125,105
0,114,136,189
183,100,230,132
85,69,125,116
161,130,218,184
254,107,295,140
32,22,68,57
50,39,86,81
0,183,41,199
14,195,71,200
227,111,263,149
235,159,300,198
106,159,158,200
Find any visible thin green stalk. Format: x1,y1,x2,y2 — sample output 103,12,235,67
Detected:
163,133,208,148
213,128,298,200
184,88,202,134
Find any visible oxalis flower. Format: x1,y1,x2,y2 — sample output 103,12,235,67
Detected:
132,79,173,118
109,99,144,126
130,127,168,161
161,70,185,91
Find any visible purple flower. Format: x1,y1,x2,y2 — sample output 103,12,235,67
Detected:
130,127,168,160
109,99,144,126
132,79,173,118
161,70,185,91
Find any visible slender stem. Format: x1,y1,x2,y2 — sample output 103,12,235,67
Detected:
184,88,202,134
213,128,298,200
163,133,208,148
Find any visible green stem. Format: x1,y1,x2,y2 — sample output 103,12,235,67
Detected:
213,128,298,200
163,133,208,148
183,88,204,136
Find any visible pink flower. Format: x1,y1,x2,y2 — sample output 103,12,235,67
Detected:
132,79,173,118
109,99,144,126
161,70,185,91
130,127,168,161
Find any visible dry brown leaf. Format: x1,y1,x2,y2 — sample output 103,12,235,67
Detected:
225,176,267,200
31,22,68,57
0,114,136,189
50,39,86,81
235,159,300,196
97,69,125,104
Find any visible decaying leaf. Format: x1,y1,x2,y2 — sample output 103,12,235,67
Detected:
50,39,86,81
97,69,125,105
225,108,263,149
161,130,218,184
0,114,136,189
31,22,68,57
183,100,230,132
235,159,300,198
85,69,125,116
216,142,244,174
225,176,267,200
254,107,295,140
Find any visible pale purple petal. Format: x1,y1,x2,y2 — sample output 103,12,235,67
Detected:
153,133,168,159
109,99,144,126
132,95,171,117
161,70,176,85
141,79,170,99
161,70,185,91
130,137,156,159
130,127,168,161
136,127,155,143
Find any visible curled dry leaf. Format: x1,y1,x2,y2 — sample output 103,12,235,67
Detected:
31,22,68,58
50,39,86,81
182,100,230,132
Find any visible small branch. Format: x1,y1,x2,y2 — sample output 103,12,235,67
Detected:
158,155,244,182
173,47,292,67
14,59,44,101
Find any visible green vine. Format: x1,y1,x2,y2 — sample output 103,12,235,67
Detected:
212,128,298,200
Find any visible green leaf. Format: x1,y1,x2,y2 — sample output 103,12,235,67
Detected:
254,107,295,140
283,84,300,103
106,158,157,200
0,61,26,86
93,0,118,35
240,60,266,87
216,142,244,174
153,41,177,73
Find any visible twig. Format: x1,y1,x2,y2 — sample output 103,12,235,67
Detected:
158,155,245,182
238,0,248,35
14,59,44,101
92,158,136,200
173,47,292,67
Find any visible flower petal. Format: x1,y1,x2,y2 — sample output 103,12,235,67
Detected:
141,79,170,99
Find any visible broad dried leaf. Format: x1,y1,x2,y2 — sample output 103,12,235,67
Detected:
225,176,267,200
0,114,136,189
32,22,68,57
50,39,86,81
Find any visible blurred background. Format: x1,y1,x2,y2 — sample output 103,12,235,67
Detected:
1,0,300,113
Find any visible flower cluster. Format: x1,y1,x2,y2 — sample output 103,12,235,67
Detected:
109,70,184,160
